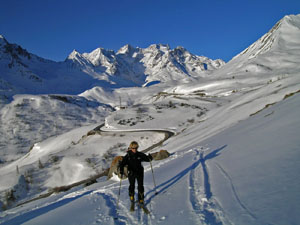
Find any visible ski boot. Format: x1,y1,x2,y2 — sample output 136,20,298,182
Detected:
130,195,134,203
139,199,144,206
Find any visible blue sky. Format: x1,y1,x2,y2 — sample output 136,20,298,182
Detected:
1,0,299,62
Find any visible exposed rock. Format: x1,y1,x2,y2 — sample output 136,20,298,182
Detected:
150,149,170,160
107,156,128,180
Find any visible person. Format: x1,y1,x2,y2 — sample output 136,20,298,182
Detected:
119,141,153,205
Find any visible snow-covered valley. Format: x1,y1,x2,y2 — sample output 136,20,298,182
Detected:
0,14,300,225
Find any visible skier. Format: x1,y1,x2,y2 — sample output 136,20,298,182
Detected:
119,141,153,206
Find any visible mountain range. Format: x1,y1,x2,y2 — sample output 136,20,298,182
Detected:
0,35,225,102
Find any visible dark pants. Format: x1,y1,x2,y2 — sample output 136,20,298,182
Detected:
128,171,144,201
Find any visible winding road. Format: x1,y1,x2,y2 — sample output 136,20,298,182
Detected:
93,123,175,153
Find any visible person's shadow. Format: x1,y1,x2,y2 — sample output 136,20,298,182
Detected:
145,145,227,203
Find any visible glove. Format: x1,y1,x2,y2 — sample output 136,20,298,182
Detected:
148,154,153,161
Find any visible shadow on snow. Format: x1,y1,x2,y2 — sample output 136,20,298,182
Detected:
1,191,93,225
145,145,227,203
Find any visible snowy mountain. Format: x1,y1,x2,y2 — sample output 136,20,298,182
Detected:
0,35,224,102
213,14,300,76
66,43,225,86
0,14,300,225
0,35,100,99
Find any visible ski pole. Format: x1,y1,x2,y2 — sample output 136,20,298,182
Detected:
117,175,122,206
150,160,158,195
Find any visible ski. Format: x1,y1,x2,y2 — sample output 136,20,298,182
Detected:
139,203,150,214
130,201,135,212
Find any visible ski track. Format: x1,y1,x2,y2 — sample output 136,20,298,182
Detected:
144,146,230,225
94,186,152,225
94,191,128,225
188,147,224,225
93,188,138,225
214,163,257,221
189,148,206,224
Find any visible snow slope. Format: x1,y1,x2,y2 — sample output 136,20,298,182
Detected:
0,14,300,225
0,93,299,225
201,93,300,225
0,94,113,161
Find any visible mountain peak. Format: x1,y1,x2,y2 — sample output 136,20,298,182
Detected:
117,44,137,55
0,34,8,46
67,49,81,59
175,46,186,51
81,47,115,68
231,14,300,62
281,14,300,29
88,47,115,58
173,46,188,55
147,44,170,52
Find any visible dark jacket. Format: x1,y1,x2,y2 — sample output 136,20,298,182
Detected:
120,150,151,175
